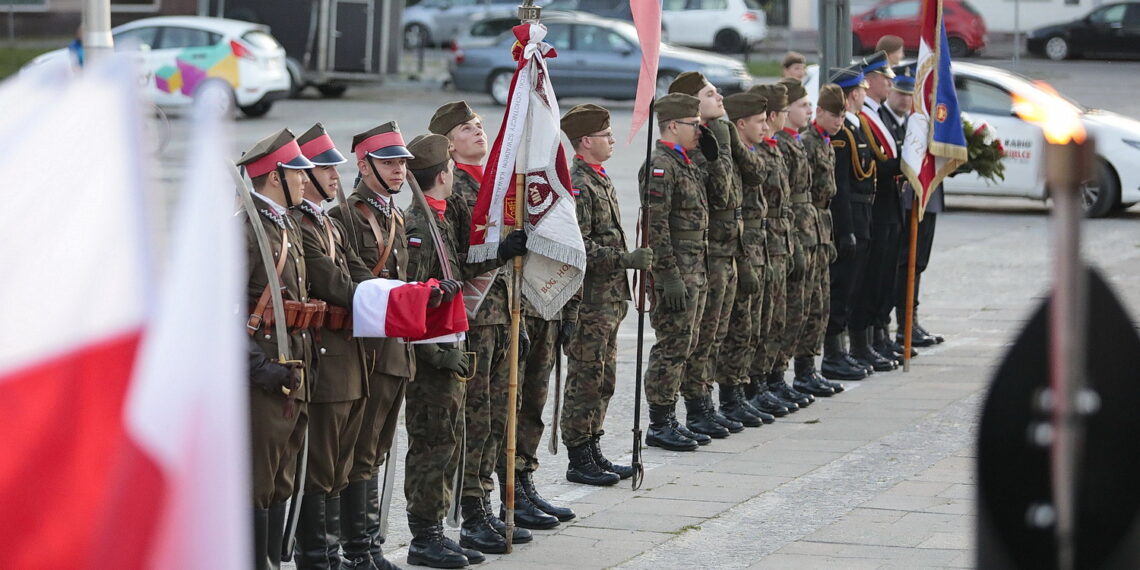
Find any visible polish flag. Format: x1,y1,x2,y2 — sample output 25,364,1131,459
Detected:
353,278,470,340
0,59,248,569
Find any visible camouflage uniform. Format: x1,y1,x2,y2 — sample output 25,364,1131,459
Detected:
748,140,792,378
774,128,815,372
561,156,631,448
796,124,838,357
511,302,560,473
717,141,770,387
643,141,709,406
683,119,746,401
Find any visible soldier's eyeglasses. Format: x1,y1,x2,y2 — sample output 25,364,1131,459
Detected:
585,133,615,140
674,120,701,129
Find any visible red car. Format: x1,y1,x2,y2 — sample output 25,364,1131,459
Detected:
852,0,987,58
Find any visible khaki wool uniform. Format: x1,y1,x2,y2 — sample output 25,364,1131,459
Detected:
773,128,815,372
561,156,630,448
329,186,413,483
643,141,709,406
748,140,793,378
796,125,839,357
717,141,770,387
246,204,311,508
292,202,375,494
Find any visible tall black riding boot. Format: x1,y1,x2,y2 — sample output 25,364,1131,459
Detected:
482,496,532,544
366,474,391,568
849,327,895,372
792,357,835,397
645,403,699,451
498,471,560,529
296,492,333,569
520,469,576,519
268,502,287,570
459,496,507,554
821,333,867,381
566,442,620,486
407,514,468,569
340,480,377,570
718,384,762,427
326,494,345,569
255,508,271,570
588,434,635,480
684,397,730,438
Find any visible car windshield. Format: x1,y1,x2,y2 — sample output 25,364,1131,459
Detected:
989,68,1087,114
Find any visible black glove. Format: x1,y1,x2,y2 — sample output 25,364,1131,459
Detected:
518,326,531,362
426,347,471,376
497,229,528,261
838,233,856,256
427,285,443,308
557,320,576,346
438,279,461,302
249,341,300,395
698,124,720,162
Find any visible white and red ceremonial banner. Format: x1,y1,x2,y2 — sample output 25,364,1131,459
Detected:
468,23,585,319
628,0,662,143
0,57,249,569
353,277,468,341
901,0,968,220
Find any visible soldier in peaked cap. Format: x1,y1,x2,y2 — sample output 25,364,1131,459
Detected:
238,128,315,570
559,103,653,485
327,121,416,569
669,71,766,436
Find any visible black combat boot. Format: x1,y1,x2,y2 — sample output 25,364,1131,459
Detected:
672,420,712,445
879,326,916,358
566,442,621,486
255,508,271,570
684,398,730,438
871,326,903,364
748,375,793,416
407,514,468,569
459,497,507,554
588,434,635,480
732,384,775,423
340,480,378,570
268,502,287,570
296,492,333,569
916,318,944,344
820,333,867,381
849,327,896,372
792,357,835,397
768,370,814,407
718,385,762,427
645,403,699,451
483,496,533,543
841,331,875,375
704,394,745,432
519,469,576,519
498,472,560,530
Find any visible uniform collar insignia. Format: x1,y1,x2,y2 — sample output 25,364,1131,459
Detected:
260,208,286,229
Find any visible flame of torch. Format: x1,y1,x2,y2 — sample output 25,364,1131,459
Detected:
1012,81,1087,145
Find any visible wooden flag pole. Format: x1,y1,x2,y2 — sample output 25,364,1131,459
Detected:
504,172,525,552
903,202,920,372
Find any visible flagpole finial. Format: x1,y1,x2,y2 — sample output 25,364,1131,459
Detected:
518,0,541,22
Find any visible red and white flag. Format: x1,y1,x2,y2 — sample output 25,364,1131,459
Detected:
629,0,662,143
468,23,585,319
0,57,249,569
352,278,468,340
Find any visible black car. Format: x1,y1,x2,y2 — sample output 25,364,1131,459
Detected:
1027,1,1140,60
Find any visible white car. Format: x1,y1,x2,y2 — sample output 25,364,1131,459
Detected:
947,61,1140,217
24,16,290,118
661,0,768,53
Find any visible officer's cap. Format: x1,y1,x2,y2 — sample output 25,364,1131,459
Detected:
817,84,846,115
655,93,701,122
429,101,479,136
561,104,611,140
778,78,808,104
351,121,413,161
829,64,868,91
238,128,313,179
862,51,895,78
723,92,767,122
668,71,710,96
406,134,452,171
297,123,347,166
892,63,916,95
749,83,788,113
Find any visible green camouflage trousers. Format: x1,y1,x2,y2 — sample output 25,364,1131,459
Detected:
500,316,556,474
462,323,509,498
404,365,464,522
777,235,812,372
562,301,628,448
716,260,765,387
646,272,708,406
683,255,737,400
795,245,832,357
750,254,788,377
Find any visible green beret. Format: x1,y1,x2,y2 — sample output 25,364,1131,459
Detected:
406,134,451,171
723,92,767,122
668,71,708,96
656,92,701,122
749,83,788,113
560,104,611,140
429,101,478,136
817,84,846,115
778,78,808,104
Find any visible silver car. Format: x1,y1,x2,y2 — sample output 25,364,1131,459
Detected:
450,11,753,105
403,0,542,48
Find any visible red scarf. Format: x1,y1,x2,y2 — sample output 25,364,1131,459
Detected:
657,140,691,164
456,162,484,181
425,196,447,220
575,154,607,177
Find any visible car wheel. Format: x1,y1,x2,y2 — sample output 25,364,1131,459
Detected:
488,70,513,106
404,23,431,50
317,83,348,98
947,36,970,58
714,29,744,53
656,71,678,99
240,101,273,118
193,79,235,117
1081,159,1119,218
852,34,864,55
286,58,304,98
1045,35,1070,61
